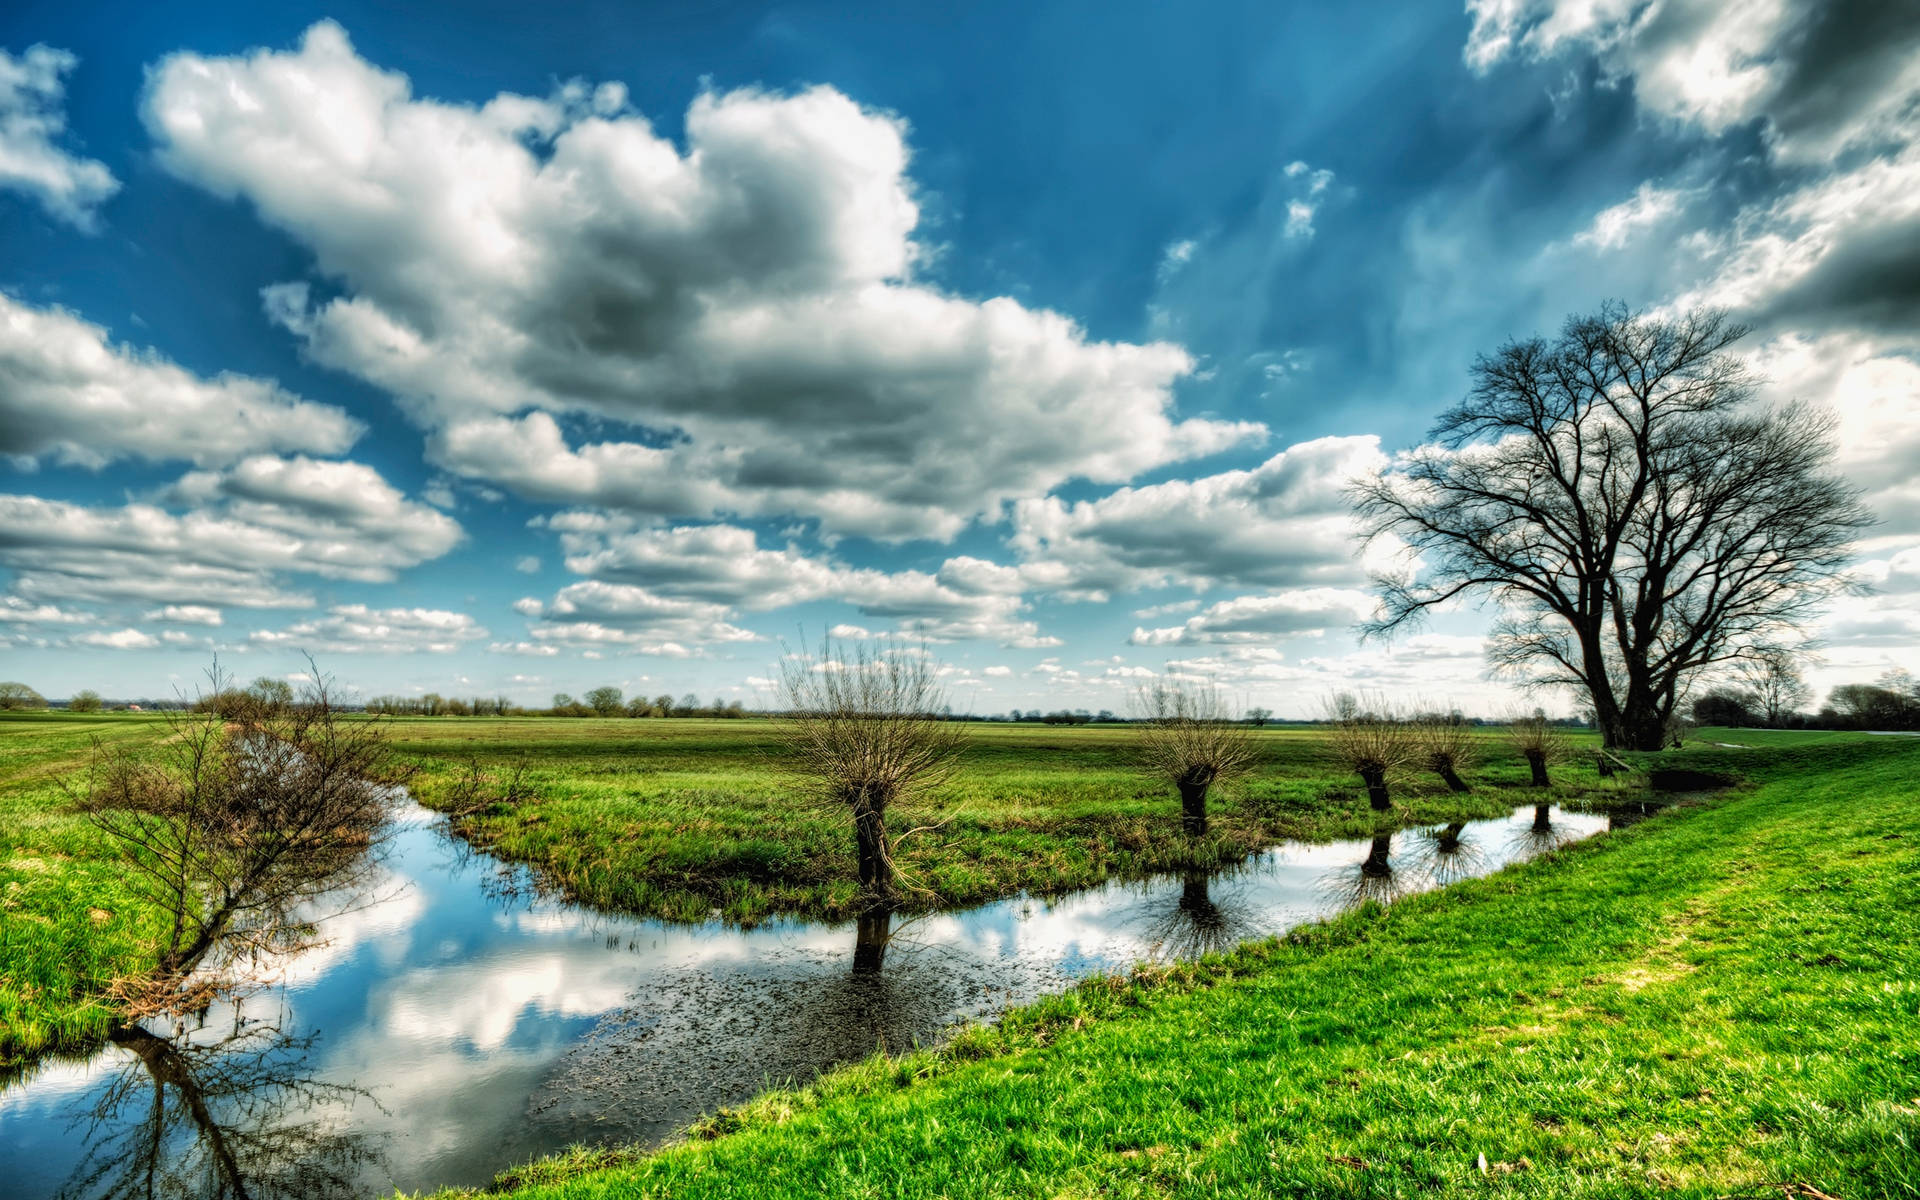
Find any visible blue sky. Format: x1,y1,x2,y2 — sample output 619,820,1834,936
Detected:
2,0,1916,713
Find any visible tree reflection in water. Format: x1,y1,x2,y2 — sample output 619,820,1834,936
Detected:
1406,821,1488,888
851,908,893,975
1507,804,1582,858
1142,872,1259,961
1317,833,1415,910
57,1012,381,1200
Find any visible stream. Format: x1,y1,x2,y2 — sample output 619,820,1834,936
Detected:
0,798,1611,1198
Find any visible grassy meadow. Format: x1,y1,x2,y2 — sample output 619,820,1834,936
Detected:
0,710,1617,1068
0,711,173,1069
388,716,1616,923
432,735,1920,1199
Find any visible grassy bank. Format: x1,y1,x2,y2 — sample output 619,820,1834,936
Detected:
431,735,1920,1199
0,712,172,1069
392,718,1604,923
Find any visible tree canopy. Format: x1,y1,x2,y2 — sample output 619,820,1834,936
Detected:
1354,304,1872,750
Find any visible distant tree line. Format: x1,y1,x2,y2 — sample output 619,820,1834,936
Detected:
551,688,750,718
1695,666,1920,732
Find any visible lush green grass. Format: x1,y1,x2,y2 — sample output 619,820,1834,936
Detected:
0,711,1599,1069
426,734,1920,1199
0,712,173,1070
391,717,1611,923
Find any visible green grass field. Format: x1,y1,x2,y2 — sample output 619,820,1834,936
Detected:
427,734,1920,1199
388,717,1612,923
0,711,1609,1068
0,711,173,1069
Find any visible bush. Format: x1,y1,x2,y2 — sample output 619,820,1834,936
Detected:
68,689,104,713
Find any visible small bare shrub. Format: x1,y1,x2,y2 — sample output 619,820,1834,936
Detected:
78,661,402,1014
777,639,966,907
440,755,534,819
1507,714,1568,787
1134,679,1255,837
1413,718,1477,793
1326,696,1413,811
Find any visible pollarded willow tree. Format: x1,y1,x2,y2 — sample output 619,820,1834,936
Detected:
1352,304,1873,751
778,639,966,906
1135,679,1254,837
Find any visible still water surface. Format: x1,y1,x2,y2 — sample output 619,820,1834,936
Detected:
0,799,1608,1198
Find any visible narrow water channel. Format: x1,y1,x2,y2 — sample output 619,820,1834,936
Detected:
0,799,1610,1198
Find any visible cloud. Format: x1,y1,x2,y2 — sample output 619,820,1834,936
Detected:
167,455,465,573
1011,435,1391,596
1745,334,1920,542
522,580,756,655
1132,598,1202,620
488,641,560,657
1136,633,1500,714
1466,0,1920,162
1280,161,1335,238
0,45,118,228
0,293,362,468
1466,0,1920,679
525,520,1064,650
0,457,461,610
1157,238,1197,282
0,596,91,624
142,21,1262,541
143,604,223,626
73,627,160,650
1129,588,1377,645
1670,143,1920,340
250,604,488,654
1573,182,1689,251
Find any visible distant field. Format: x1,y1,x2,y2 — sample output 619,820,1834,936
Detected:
388,716,1613,923
434,734,1920,1200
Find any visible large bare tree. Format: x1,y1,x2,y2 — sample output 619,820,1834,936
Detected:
1353,304,1872,750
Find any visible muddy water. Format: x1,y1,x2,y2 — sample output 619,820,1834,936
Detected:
0,800,1606,1199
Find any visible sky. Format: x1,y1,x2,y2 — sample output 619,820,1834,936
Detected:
1,0,1916,715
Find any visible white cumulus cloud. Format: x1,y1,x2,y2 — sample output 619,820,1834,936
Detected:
0,45,118,228
0,293,362,467
142,22,1262,541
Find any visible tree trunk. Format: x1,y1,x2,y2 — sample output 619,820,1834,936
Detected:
1525,750,1550,787
1595,752,1615,778
851,793,892,902
1436,822,1465,852
1618,710,1668,751
1618,673,1669,751
1532,803,1552,834
1580,630,1628,749
1361,833,1393,878
1437,764,1470,793
1177,780,1209,836
1358,765,1391,811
